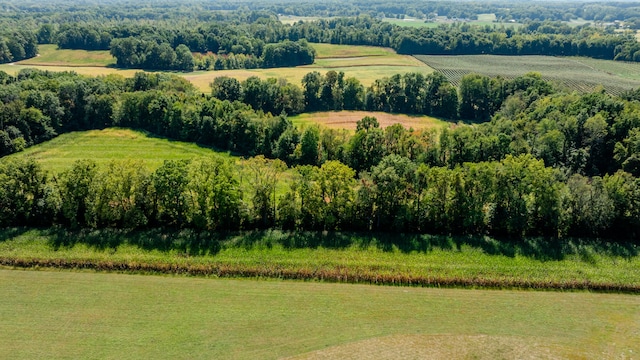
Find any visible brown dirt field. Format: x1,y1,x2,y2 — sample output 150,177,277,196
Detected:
286,334,566,360
293,111,449,131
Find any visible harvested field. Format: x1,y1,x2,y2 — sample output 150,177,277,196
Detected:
289,111,450,131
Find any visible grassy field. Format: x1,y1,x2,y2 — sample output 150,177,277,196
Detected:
17,44,115,67
415,54,640,95
1,229,639,291
3,128,231,173
188,44,431,90
1,269,637,359
289,111,450,131
0,43,432,92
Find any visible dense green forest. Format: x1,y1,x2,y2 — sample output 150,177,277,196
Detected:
2,69,640,240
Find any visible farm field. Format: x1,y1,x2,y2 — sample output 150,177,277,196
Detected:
188,44,431,90
0,63,139,78
4,128,231,173
0,44,432,91
383,14,521,28
415,54,640,96
289,111,450,131
0,268,638,359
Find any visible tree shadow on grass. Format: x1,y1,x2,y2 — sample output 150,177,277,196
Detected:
235,231,639,263
0,227,32,243
39,227,639,263
47,227,224,256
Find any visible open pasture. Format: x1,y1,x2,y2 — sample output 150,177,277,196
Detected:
188,63,431,91
289,111,449,131
16,44,115,67
0,268,638,359
188,44,432,90
4,128,230,173
415,54,640,95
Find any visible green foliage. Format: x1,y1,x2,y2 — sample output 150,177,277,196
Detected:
186,157,243,230
153,160,190,226
59,159,98,228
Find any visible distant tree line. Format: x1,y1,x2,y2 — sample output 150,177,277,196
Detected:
4,0,640,26
4,3,640,68
49,17,640,64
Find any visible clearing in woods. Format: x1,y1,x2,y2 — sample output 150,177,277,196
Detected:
288,111,450,131
15,44,115,67
0,270,637,359
415,54,640,96
4,128,231,173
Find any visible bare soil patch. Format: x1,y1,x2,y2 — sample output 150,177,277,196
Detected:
294,111,449,130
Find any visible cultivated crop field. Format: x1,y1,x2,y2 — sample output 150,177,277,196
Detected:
289,111,450,130
415,54,640,95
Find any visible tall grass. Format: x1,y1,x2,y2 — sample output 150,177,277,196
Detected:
1,228,638,292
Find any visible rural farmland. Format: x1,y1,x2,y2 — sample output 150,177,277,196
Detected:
2,0,640,358
415,54,640,95
0,270,638,359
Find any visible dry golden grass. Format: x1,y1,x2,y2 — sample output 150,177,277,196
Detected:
0,64,140,77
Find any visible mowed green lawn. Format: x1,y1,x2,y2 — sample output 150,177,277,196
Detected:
0,269,638,359
4,128,230,173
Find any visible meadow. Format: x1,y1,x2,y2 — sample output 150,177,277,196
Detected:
1,269,637,359
5,128,231,173
0,43,433,92
15,44,115,67
188,44,431,90
1,228,638,292
415,54,640,96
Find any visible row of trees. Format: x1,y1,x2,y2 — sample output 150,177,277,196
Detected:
109,37,314,71
2,154,639,240
211,71,461,119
